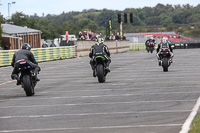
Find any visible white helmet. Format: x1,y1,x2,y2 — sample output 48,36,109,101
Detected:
162,37,168,43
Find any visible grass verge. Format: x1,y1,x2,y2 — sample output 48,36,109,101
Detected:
189,114,200,133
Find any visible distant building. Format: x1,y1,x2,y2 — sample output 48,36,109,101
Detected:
1,24,42,50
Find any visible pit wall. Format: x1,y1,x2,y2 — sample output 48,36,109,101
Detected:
77,40,130,57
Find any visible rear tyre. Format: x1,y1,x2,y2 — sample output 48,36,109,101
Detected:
96,64,105,83
22,75,34,96
162,58,168,72
150,47,153,53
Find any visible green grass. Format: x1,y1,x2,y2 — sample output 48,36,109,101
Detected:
189,114,200,133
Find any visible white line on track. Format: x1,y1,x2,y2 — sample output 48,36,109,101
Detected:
179,97,200,133
0,100,196,109
0,110,191,119
0,124,183,133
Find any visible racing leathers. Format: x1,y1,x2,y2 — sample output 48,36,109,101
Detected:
89,42,111,76
11,49,40,84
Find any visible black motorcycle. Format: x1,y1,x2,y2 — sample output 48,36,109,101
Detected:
159,48,171,72
18,61,38,96
93,55,109,83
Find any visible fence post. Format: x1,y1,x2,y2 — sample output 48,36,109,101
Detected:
116,40,118,53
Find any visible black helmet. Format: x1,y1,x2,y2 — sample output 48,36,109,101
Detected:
21,43,31,51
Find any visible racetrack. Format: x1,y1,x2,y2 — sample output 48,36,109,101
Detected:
0,49,200,133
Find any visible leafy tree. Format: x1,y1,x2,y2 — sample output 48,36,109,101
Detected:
159,13,173,26
57,21,78,35
145,16,160,25
186,14,200,24
12,12,29,26
35,18,59,39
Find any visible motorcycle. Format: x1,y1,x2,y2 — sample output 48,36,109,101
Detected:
159,48,172,72
18,61,38,96
93,54,109,83
146,41,155,53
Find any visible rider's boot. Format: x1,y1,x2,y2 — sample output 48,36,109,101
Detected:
158,60,161,66
11,74,21,85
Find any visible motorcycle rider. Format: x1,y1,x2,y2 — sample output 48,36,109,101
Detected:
11,43,41,85
145,36,156,47
89,36,111,77
156,37,174,66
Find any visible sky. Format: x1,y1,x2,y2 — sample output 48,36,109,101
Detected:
0,0,199,18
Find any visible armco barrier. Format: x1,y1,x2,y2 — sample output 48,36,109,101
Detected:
0,46,76,67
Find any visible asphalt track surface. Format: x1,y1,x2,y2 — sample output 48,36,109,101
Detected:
0,49,200,133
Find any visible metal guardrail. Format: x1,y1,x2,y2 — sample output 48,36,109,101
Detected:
0,46,76,67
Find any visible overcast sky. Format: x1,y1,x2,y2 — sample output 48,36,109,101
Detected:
0,0,199,18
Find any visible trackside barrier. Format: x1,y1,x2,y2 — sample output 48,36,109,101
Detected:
0,50,16,66
130,43,158,51
0,46,76,67
130,43,146,51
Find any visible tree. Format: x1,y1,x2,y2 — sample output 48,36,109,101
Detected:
11,12,29,26
87,21,98,32
35,18,59,39
57,21,78,35
159,13,173,26
186,14,200,24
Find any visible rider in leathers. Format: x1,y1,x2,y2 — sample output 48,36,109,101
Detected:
156,37,174,66
145,37,156,46
11,43,40,85
89,37,111,77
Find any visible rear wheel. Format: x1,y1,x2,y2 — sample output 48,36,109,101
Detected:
96,64,105,83
150,47,153,53
162,58,168,72
22,75,34,96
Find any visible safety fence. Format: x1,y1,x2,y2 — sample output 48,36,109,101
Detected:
0,46,76,67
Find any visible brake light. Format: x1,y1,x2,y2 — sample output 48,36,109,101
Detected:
160,49,169,55
20,62,27,64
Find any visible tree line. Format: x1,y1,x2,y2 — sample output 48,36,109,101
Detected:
0,3,200,42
